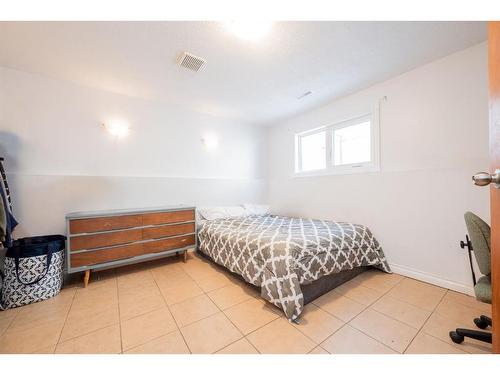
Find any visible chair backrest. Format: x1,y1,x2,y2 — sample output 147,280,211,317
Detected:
464,211,491,276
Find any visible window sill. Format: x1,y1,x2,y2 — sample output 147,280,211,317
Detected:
292,165,380,178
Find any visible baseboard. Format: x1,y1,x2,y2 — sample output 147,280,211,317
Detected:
388,262,475,296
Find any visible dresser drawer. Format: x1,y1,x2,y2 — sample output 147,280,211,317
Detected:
143,235,195,254
70,228,142,251
142,210,194,226
142,223,195,240
71,243,144,268
69,214,143,234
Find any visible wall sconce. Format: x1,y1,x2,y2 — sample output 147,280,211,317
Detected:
201,134,218,150
102,120,130,139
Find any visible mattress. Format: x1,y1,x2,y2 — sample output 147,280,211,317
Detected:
197,215,390,320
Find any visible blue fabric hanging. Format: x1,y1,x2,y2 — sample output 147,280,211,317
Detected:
0,179,17,248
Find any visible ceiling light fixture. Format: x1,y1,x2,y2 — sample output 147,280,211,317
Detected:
224,21,273,41
103,120,130,139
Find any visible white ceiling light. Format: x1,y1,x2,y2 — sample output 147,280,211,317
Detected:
224,21,273,41
103,120,130,139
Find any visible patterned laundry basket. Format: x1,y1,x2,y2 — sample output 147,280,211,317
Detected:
1,235,65,310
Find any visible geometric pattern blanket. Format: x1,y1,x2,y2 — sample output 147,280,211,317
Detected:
197,215,390,320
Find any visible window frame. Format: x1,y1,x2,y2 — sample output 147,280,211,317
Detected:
294,126,328,173
294,112,380,177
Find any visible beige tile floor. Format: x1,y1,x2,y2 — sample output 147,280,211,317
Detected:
0,252,492,354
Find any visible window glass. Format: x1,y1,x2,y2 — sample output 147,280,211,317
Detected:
333,121,371,166
300,131,326,171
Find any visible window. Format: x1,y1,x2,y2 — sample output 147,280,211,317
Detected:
296,129,326,172
295,114,379,175
333,120,371,166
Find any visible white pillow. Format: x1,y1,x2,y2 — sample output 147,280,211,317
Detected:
243,204,271,216
197,206,246,221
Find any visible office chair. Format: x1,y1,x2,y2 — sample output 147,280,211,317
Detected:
449,211,492,344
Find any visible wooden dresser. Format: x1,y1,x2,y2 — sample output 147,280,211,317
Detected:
66,206,196,287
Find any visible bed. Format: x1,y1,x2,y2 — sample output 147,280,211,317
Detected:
197,214,390,321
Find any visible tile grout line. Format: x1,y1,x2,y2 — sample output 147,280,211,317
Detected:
0,307,21,340
101,270,122,355
150,262,193,354
226,273,409,353
188,264,244,297
363,278,441,334
2,269,420,354
240,337,261,354
369,303,429,332
410,289,486,354
315,275,407,353
308,346,320,354
241,314,285,345
240,311,281,337
1,286,78,353
186,254,274,353
215,300,266,354
188,252,265,295
122,327,181,353
186,258,280,354
344,325,399,353
205,291,256,312
119,303,167,323
323,274,406,324
56,278,121,347
19,262,192,353
58,323,120,346
402,287,449,353
4,261,482,355
215,335,261,354
118,292,181,351
117,273,125,354
344,276,420,354
385,279,480,350
120,270,184,353
173,309,221,331
53,288,78,353
200,281,261,352
384,285,448,312
320,314,392,353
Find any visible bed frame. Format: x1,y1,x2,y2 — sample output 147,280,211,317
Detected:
197,250,368,307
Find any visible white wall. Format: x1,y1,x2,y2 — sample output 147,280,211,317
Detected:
0,66,267,236
266,42,490,294
1,42,490,295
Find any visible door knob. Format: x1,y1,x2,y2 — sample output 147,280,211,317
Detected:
472,169,500,187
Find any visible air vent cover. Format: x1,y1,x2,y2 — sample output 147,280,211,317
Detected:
177,52,206,72
297,91,312,99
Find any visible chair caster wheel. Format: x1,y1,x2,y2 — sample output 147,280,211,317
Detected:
474,317,489,329
449,331,464,344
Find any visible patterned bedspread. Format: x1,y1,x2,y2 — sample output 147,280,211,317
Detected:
197,215,390,320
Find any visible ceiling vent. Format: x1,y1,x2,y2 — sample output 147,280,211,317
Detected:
297,91,312,99
177,52,206,72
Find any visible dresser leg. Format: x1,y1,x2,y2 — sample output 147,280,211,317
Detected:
183,250,188,263
83,270,91,288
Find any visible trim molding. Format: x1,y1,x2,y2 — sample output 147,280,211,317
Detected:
389,262,475,296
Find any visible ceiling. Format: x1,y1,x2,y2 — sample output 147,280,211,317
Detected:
0,21,487,125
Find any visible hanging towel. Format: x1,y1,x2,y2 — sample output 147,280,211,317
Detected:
0,180,17,248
